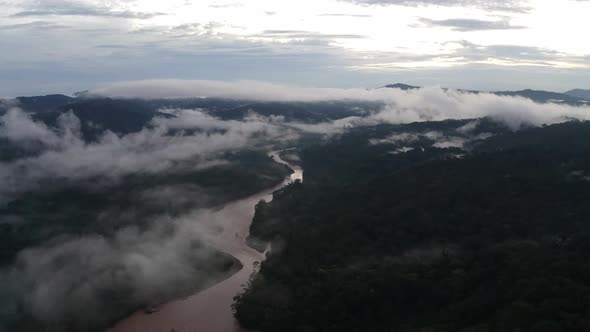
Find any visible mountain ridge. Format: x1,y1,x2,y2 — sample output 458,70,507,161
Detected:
565,89,590,100
382,83,590,105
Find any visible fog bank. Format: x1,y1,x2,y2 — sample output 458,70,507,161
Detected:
94,80,590,131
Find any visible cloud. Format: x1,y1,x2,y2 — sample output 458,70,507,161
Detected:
10,0,165,19
12,80,590,202
368,87,590,130
352,42,589,71
0,107,298,199
0,102,302,329
369,128,487,149
0,104,302,328
0,108,67,147
0,208,238,330
341,0,531,12
0,20,68,30
96,79,590,130
93,79,383,101
11,9,163,19
259,30,366,40
451,41,561,61
3,80,590,329
318,13,373,17
418,18,526,31
2,0,590,95
209,2,243,8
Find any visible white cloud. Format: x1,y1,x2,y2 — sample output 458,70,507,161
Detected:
1,0,590,94
95,79,590,132
0,107,299,198
4,77,590,329
1,207,237,329
13,80,590,200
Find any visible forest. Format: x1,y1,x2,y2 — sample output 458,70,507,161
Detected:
235,119,590,332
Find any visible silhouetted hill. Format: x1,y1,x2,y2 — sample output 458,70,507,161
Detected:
565,89,590,101
16,94,75,112
382,83,421,90
384,83,589,105
494,89,587,105
31,98,173,139
215,101,375,122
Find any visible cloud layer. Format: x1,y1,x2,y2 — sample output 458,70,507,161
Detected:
342,0,531,12
95,80,590,131
418,18,526,31
1,209,236,330
1,0,589,94
0,107,297,199
3,81,590,329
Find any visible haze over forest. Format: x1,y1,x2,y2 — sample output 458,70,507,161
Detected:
1,1,590,332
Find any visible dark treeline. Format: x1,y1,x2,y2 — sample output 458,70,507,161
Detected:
1,94,377,124
235,120,590,332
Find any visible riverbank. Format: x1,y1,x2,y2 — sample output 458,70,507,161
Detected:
107,151,302,332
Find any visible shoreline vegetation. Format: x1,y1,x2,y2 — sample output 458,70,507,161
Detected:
234,121,590,332
104,150,298,332
3,151,292,332
107,253,243,330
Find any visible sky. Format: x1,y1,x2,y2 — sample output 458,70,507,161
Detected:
0,0,589,96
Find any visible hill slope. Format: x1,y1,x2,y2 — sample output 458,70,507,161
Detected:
565,89,590,101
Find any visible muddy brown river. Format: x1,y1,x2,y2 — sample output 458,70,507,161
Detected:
107,152,302,332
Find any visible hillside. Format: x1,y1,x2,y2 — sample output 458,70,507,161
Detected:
565,89,590,101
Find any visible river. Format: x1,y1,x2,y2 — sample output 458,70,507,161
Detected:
107,151,302,332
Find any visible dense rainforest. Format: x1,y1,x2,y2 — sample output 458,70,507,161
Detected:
235,119,590,332
0,96,296,331
0,150,292,332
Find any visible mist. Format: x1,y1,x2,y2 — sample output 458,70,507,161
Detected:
3,80,590,331
1,208,237,331
0,106,299,330
94,80,590,131
0,108,299,200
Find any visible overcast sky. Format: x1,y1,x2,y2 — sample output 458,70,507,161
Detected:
0,0,589,96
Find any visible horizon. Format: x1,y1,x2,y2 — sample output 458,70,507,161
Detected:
1,0,589,96
2,80,588,99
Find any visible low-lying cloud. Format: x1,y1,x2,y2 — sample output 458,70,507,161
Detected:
95,79,590,130
418,18,526,31
0,108,298,199
0,105,302,330
3,78,590,330
1,208,236,330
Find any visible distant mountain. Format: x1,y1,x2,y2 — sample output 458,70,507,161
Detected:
384,83,589,105
5,94,373,128
5,85,588,136
382,83,421,90
565,89,590,101
32,98,173,139
214,101,376,123
493,89,588,105
16,94,75,113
